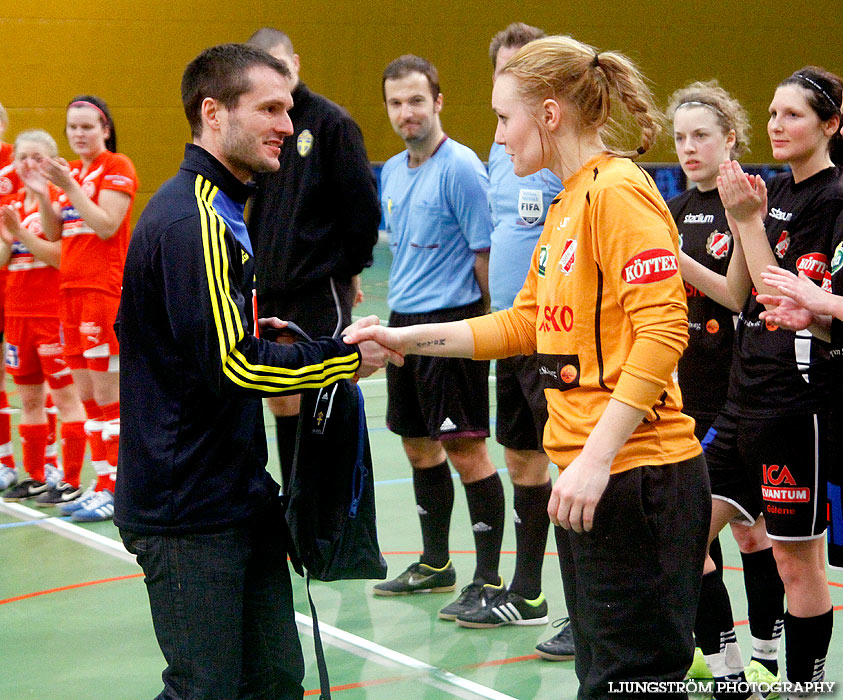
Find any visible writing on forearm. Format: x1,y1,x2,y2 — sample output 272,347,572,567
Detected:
416,338,446,348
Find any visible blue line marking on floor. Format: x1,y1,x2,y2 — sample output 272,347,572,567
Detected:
0,515,73,530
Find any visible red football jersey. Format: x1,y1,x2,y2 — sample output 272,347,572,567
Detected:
58,150,138,295
4,188,62,318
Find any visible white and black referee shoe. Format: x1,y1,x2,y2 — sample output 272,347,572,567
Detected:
456,588,548,628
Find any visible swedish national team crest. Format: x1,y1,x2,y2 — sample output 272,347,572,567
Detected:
297,129,314,157
518,188,543,225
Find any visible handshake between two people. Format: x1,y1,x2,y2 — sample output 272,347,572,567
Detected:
258,314,406,380
342,315,405,378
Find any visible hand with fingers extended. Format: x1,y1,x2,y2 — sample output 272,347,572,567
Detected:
717,160,767,225
547,452,611,534
17,159,50,199
343,318,409,357
342,316,405,378
0,205,21,245
756,294,815,331
40,156,74,190
760,265,839,318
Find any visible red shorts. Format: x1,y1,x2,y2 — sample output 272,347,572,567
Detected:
4,315,74,388
60,289,120,372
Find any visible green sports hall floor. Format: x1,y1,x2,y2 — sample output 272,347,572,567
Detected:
1,241,842,700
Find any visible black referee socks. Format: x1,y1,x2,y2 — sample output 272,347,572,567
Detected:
413,461,454,569
464,472,505,585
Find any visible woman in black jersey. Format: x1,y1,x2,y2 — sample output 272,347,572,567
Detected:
759,232,843,575
667,82,785,689
708,66,843,694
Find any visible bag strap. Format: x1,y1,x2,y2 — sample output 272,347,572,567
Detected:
307,572,332,699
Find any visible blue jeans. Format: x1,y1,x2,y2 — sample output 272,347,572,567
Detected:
121,499,304,700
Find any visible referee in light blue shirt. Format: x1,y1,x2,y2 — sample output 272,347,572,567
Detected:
372,55,507,624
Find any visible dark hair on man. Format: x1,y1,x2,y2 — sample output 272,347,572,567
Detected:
488,22,546,69
181,43,291,138
246,27,294,55
67,94,117,152
382,55,440,101
779,65,843,165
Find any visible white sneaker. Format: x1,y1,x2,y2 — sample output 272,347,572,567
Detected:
70,489,114,522
44,464,65,487
0,465,17,490
59,484,97,514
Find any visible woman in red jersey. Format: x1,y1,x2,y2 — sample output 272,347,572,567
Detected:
0,103,20,486
0,130,87,506
41,95,138,522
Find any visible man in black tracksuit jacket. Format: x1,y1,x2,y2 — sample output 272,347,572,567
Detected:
113,44,390,700
246,28,380,487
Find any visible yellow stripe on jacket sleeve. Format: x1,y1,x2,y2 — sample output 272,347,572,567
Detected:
194,174,359,392
196,177,244,352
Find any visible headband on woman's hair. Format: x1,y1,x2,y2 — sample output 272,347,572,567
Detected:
794,74,841,113
68,100,109,125
676,100,729,122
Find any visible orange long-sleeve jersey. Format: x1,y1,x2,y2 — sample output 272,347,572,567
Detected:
467,154,700,473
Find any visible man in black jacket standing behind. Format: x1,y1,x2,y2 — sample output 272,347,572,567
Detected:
246,27,380,488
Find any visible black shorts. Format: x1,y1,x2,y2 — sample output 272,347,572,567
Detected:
495,354,548,451
555,455,710,698
704,408,827,540
386,301,489,441
257,277,353,339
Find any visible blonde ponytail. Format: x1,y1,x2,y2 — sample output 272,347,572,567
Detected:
501,35,664,159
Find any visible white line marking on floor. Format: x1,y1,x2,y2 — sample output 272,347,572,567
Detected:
0,501,136,564
1,501,517,700
295,613,520,700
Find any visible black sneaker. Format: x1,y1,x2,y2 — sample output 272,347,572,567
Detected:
456,589,548,628
34,481,85,507
535,617,575,660
3,478,48,502
372,561,456,596
438,577,505,620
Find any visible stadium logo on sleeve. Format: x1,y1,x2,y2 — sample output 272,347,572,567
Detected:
518,188,543,225
297,129,314,157
538,244,550,278
621,249,679,284
705,231,731,260
774,231,790,259
0,175,13,195
559,239,577,275
796,252,828,281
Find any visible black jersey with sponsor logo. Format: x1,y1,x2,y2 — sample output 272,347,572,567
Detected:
669,186,735,417
728,167,843,417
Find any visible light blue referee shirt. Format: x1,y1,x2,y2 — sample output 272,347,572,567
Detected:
487,142,562,309
381,137,492,314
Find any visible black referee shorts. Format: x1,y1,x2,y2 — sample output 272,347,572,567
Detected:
495,354,548,451
386,300,489,441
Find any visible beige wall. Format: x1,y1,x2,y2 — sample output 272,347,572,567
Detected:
1,1,841,218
